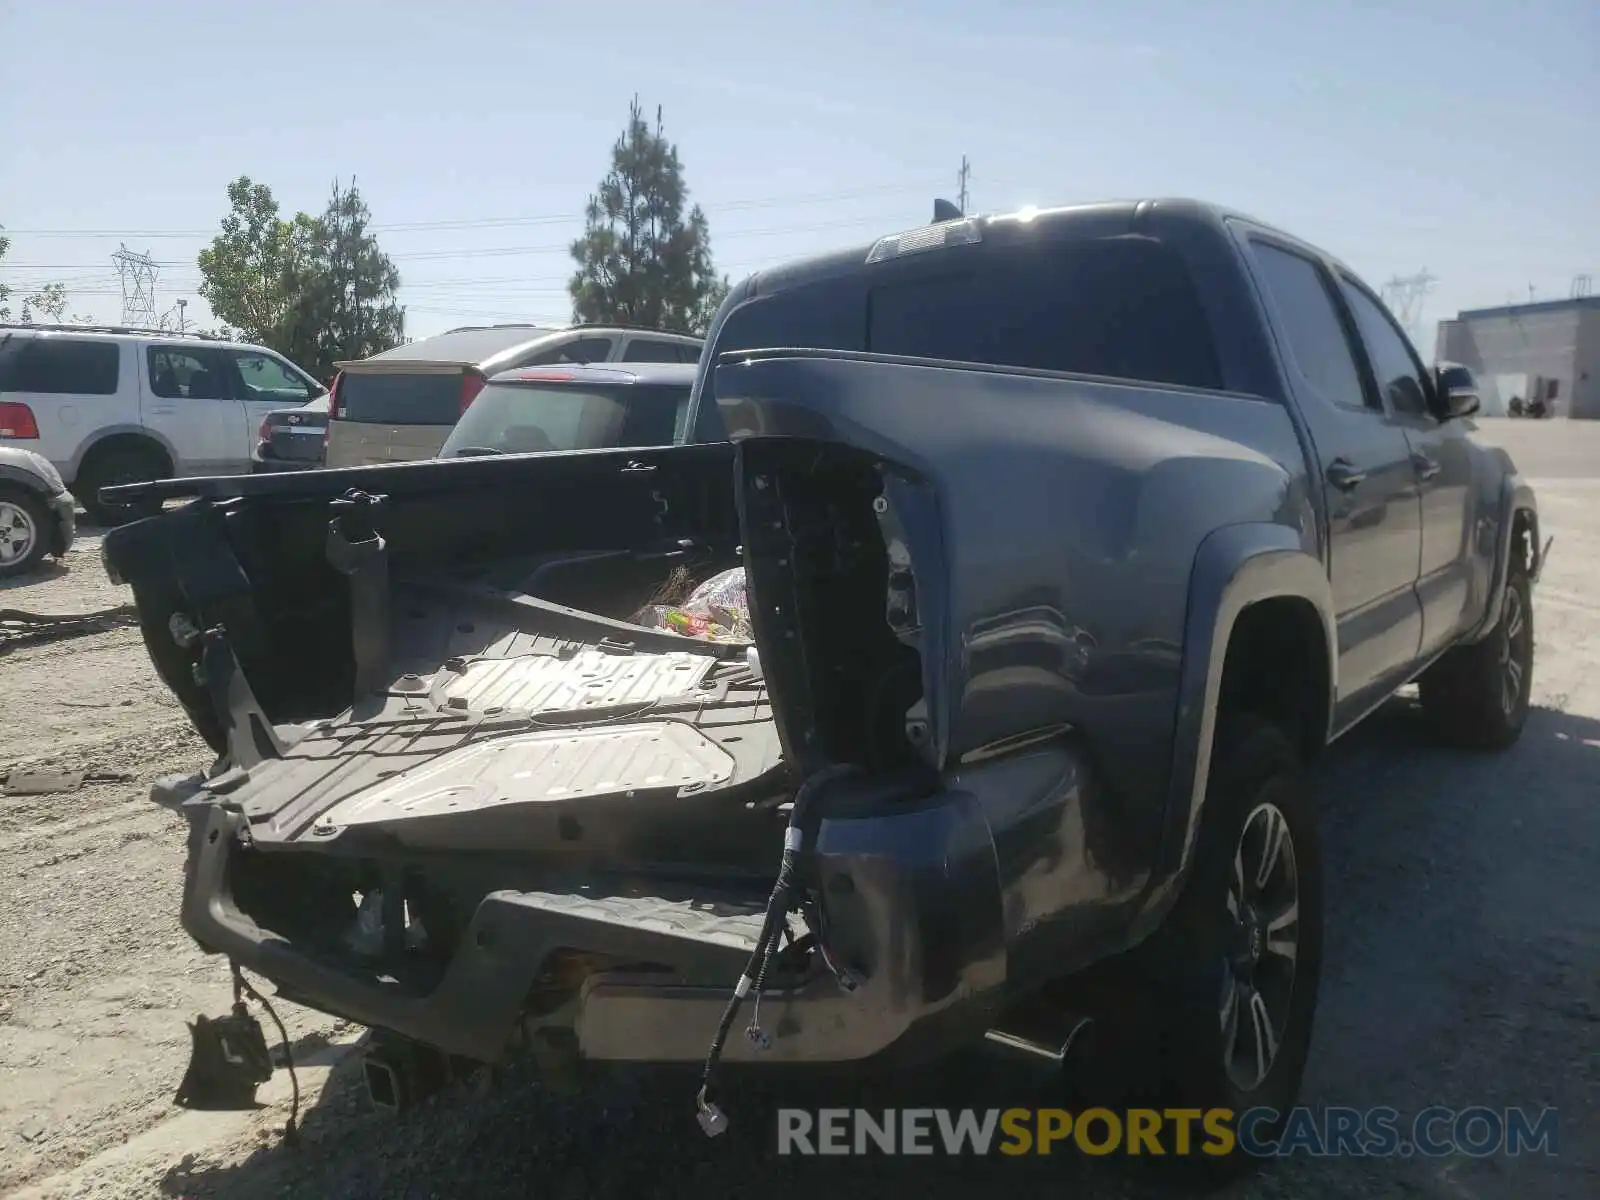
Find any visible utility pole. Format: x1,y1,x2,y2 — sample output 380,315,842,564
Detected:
957,155,971,215
175,298,188,333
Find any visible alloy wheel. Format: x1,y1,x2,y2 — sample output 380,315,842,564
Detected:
1220,800,1299,1093
0,500,38,567
1498,586,1529,717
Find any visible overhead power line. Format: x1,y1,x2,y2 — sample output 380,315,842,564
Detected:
0,210,930,272
0,180,946,238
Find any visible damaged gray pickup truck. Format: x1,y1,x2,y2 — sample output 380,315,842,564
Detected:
102,198,1543,1160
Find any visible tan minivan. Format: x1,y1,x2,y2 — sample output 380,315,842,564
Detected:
324,324,703,468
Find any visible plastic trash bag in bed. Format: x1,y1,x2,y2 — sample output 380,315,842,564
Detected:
631,567,752,643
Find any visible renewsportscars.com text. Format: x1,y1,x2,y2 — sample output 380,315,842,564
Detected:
775,1106,1560,1159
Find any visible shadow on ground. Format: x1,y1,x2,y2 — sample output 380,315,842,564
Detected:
155,702,1600,1200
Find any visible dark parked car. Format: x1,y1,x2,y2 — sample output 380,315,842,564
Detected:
250,394,330,473
102,198,1542,1169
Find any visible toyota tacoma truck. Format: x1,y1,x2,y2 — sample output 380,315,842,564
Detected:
100,198,1543,1159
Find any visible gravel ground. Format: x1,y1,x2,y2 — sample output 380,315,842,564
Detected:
3,426,1597,1199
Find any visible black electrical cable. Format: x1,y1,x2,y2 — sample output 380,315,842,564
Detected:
695,762,861,1134
232,962,301,1147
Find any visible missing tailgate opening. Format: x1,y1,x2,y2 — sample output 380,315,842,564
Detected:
738,441,931,774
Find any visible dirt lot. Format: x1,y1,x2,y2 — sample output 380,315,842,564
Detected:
3,424,1597,1199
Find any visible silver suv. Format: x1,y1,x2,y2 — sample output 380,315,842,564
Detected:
0,323,325,523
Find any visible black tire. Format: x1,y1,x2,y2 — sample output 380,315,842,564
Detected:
75,443,167,526
1417,565,1534,751
1119,713,1324,1175
0,485,53,579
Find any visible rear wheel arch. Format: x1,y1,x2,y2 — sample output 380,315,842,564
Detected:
1151,524,1335,908
73,432,175,523
74,429,176,481
1471,477,1541,642
1218,595,1333,765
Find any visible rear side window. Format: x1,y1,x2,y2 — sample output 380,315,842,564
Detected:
1337,279,1431,416
1248,242,1369,410
0,338,120,395
623,339,699,364
867,236,1224,390
337,373,464,425
523,337,616,367
148,347,232,400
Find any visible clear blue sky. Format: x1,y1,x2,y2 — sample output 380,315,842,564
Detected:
2,0,1594,353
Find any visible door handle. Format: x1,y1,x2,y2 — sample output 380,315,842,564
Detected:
1411,453,1441,481
1325,458,1367,491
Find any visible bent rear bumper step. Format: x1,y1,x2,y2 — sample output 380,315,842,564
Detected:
180,771,1013,1067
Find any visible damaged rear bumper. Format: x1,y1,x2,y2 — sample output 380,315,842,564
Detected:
173,773,1010,1068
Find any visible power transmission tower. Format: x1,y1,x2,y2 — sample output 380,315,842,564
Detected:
1572,274,1593,299
112,244,159,328
1380,269,1437,342
957,155,971,215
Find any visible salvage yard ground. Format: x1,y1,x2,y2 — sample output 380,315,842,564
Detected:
3,421,1597,1199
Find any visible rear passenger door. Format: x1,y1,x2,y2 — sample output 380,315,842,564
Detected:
1242,236,1424,719
1335,275,1479,656
140,344,241,474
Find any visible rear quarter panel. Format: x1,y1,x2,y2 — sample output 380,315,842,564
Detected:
716,350,1320,897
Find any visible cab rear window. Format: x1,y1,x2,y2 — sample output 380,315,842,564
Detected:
701,233,1222,394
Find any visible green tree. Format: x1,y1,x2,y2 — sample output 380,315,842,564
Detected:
569,97,729,336
196,176,403,379
294,177,405,377
18,282,92,325
196,178,317,350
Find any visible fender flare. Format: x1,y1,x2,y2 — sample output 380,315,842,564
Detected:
1466,472,1541,643
1132,521,1336,939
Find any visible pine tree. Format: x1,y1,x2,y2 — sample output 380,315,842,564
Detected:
569,97,729,336
301,178,405,374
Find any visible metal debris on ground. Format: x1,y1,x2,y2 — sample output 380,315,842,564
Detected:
3,768,136,796
0,603,139,653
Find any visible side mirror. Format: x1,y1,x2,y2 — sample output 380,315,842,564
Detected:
1433,363,1480,420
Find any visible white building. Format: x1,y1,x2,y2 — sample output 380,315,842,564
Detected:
1435,296,1600,419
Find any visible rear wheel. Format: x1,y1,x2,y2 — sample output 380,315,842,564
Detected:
0,486,52,578
1418,564,1534,751
75,442,168,526
1077,714,1323,1175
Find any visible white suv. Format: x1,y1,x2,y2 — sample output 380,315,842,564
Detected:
0,324,326,523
